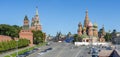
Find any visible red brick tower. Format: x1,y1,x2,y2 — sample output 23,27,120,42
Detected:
31,7,42,31
19,16,33,46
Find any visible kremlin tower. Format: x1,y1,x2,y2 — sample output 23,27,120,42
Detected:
31,7,42,31
19,7,42,46
19,16,33,46
23,16,29,30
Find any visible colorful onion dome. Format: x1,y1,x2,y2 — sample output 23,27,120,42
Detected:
93,23,98,28
88,22,93,27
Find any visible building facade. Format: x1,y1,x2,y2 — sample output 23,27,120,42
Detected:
77,10,105,42
111,32,120,44
19,7,42,46
19,15,33,46
31,7,42,31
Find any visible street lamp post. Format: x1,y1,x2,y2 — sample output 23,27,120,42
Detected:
90,36,92,48
28,40,29,51
16,39,19,57
115,38,118,49
89,36,93,54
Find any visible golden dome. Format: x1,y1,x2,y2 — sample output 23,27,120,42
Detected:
83,27,86,30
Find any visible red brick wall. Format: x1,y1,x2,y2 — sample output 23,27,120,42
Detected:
19,30,33,46
0,35,12,42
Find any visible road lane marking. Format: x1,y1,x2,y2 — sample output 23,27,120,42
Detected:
75,49,81,57
27,43,59,57
56,43,67,57
39,43,62,57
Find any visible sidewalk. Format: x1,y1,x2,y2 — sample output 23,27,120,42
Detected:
0,46,30,57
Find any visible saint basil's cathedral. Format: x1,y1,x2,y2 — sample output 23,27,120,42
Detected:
77,10,106,42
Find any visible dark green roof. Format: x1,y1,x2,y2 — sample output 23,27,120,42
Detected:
24,15,29,20
80,33,88,38
23,25,29,30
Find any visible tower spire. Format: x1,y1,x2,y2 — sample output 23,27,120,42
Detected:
85,9,89,20
36,6,39,16
84,9,89,27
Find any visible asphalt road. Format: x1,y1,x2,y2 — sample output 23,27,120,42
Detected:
27,42,91,57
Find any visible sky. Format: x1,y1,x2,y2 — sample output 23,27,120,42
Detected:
0,0,120,36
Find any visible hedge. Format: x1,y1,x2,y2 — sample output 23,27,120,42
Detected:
0,38,29,52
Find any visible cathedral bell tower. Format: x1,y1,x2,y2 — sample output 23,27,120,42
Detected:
23,15,29,30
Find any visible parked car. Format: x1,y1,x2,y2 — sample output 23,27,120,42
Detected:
41,50,47,53
38,50,47,55
33,48,39,50
38,52,45,55
46,48,52,50
27,50,34,54
106,47,112,50
23,52,30,56
17,54,26,57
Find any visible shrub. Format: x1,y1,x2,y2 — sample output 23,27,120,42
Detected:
0,38,29,53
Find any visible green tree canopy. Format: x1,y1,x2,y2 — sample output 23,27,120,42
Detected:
73,34,79,42
0,24,21,38
32,30,45,44
104,32,112,42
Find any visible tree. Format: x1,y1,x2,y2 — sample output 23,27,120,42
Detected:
73,34,79,42
32,30,44,44
0,24,21,38
0,39,29,52
12,25,22,37
104,32,112,42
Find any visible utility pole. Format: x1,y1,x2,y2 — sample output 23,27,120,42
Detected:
16,39,19,57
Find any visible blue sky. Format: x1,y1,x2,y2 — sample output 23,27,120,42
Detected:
0,0,120,36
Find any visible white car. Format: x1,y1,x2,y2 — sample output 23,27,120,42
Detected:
58,41,62,42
